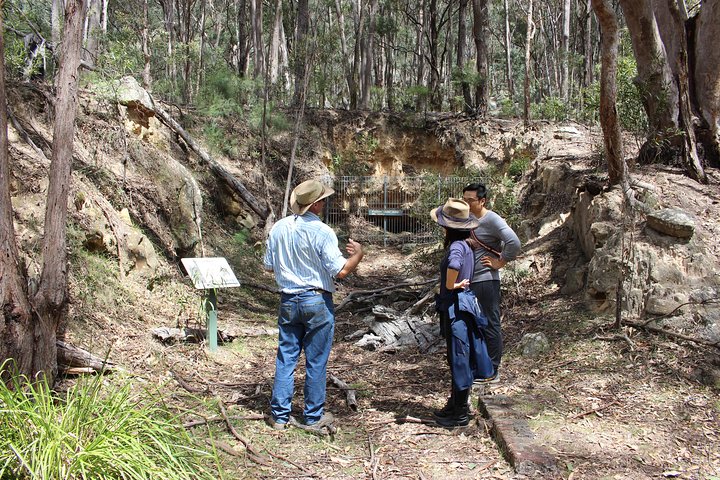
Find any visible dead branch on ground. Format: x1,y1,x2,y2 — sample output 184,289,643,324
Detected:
329,374,358,411
623,320,720,349
336,277,438,312
216,396,269,463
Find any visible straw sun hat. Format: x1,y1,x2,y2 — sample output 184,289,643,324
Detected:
290,179,335,215
430,198,480,231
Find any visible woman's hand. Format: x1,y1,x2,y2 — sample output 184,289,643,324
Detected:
454,278,470,290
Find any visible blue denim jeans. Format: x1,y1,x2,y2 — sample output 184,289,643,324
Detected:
270,290,335,425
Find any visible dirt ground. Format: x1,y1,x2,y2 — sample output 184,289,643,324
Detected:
93,238,719,480
9,83,716,479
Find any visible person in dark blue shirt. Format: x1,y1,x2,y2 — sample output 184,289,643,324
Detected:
430,198,483,428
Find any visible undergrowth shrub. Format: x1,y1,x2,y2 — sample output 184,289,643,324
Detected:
0,363,220,479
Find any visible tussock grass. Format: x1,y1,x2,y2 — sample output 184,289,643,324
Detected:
0,363,220,479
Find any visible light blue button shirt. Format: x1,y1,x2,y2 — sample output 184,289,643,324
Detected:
263,212,347,294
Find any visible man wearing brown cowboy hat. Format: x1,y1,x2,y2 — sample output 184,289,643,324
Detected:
263,179,363,432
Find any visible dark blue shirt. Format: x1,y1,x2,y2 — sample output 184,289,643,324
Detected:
439,240,474,297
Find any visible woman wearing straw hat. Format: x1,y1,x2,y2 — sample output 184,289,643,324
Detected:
264,179,364,432
430,198,493,428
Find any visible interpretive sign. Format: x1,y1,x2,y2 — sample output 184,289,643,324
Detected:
181,257,240,289
180,257,240,352
367,208,404,216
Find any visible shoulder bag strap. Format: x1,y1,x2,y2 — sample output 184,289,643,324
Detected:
470,230,502,257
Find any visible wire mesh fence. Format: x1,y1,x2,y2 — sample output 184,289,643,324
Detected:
326,175,473,246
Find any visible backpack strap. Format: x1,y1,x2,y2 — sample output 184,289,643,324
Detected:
469,230,501,257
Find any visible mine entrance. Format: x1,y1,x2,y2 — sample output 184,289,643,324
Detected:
326,176,472,246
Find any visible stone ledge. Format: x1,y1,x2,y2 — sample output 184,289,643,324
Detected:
478,394,559,478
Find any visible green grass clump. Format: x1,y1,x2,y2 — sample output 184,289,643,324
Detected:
0,364,220,479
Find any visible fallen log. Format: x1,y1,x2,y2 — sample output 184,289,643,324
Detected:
153,104,270,219
351,305,441,353
57,340,115,374
151,326,236,345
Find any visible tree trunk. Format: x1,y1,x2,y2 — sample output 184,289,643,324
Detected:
618,0,679,137
592,0,626,185
582,0,594,88
414,2,427,111
693,0,720,167
34,0,86,381
523,0,535,126
158,0,177,93
195,0,207,97
457,0,472,112
666,0,706,183
52,0,63,48
0,0,87,382
351,0,365,110
472,0,489,115
235,0,250,77
251,0,264,79
141,0,152,89
0,11,35,380
83,0,102,67
269,0,283,85
360,0,378,109
334,0,355,107
503,0,514,99
384,5,396,112
561,0,571,101
292,0,309,106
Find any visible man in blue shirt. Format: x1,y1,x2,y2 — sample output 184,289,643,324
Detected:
264,179,363,431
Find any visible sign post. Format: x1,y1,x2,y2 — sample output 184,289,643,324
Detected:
180,257,240,352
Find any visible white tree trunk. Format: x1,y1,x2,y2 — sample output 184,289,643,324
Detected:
523,0,535,125
504,0,514,98
561,0,571,100
269,0,282,85
52,0,63,47
83,0,102,67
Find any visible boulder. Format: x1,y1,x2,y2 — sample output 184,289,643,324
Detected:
116,76,155,112
645,285,689,316
519,332,550,357
561,266,586,295
646,208,695,238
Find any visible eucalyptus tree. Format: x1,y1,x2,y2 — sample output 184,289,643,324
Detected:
617,0,712,182
0,0,86,382
84,0,103,67
591,0,625,185
472,0,489,114
522,0,534,124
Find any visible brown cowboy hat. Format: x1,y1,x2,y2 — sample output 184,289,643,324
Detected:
430,198,480,230
290,179,335,215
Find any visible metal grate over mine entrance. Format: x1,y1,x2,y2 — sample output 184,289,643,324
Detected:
326,176,472,246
